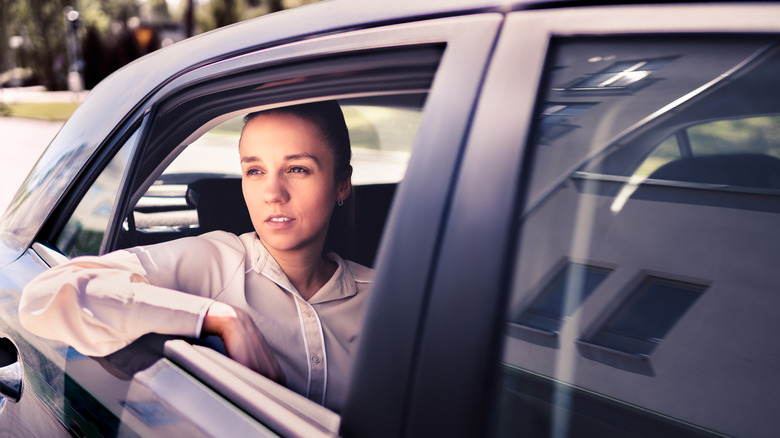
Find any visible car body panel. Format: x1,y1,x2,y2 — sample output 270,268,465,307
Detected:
484,5,780,438
1,1,780,437
0,6,506,437
340,14,503,438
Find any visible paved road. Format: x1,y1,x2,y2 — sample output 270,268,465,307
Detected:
0,117,64,213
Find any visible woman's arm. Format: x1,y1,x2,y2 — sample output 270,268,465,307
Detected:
19,254,214,357
19,232,284,382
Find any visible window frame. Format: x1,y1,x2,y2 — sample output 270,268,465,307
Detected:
25,13,504,437
405,4,780,438
109,46,444,434
107,44,443,254
37,116,149,258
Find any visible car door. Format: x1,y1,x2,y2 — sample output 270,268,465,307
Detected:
397,3,780,437
0,12,502,437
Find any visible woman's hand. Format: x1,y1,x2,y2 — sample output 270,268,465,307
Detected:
202,302,286,385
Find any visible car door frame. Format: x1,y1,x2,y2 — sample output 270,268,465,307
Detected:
400,3,780,438
133,13,505,436
2,12,506,437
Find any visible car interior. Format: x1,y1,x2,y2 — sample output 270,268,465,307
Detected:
38,93,428,432
113,95,422,269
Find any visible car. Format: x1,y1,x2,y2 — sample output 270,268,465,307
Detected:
1,0,780,436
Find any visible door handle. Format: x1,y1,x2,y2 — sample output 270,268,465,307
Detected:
0,338,21,403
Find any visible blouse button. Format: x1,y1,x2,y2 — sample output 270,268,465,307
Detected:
303,309,313,318
312,354,321,364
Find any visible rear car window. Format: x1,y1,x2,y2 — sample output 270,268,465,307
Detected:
496,35,780,437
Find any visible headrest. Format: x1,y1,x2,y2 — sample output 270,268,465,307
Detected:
187,178,254,235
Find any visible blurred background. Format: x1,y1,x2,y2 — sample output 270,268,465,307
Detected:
0,0,319,212
0,0,319,93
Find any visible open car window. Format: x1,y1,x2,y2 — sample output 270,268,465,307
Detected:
21,8,500,433
92,42,441,432
123,96,423,268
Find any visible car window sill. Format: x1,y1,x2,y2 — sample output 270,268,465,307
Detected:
164,339,340,438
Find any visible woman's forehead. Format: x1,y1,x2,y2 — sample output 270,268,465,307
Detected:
239,114,332,161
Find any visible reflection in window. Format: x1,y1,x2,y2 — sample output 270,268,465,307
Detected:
56,131,136,258
627,115,780,185
513,263,610,333
566,58,676,91
537,103,596,143
589,277,706,357
688,115,780,157
633,135,683,177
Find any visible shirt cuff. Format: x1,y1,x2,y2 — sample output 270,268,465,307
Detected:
195,300,215,338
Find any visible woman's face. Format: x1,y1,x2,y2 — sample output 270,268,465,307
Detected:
239,112,350,257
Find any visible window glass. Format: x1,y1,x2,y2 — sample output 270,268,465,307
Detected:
55,130,137,257
689,116,780,157
496,36,780,437
511,262,610,334
586,277,706,357
628,115,780,186
633,135,681,177
567,57,675,91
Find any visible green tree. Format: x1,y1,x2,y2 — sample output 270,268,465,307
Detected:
146,0,170,21
197,0,244,32
8,0,70,90
1,0,9,74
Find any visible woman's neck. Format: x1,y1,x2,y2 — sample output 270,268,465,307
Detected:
270,247,337,301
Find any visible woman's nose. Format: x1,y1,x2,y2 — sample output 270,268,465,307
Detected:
263,174,289,204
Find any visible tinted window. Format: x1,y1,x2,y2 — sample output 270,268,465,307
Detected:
587,277,706,357
511,263,610,333
55,131,136,257
496,36,780,437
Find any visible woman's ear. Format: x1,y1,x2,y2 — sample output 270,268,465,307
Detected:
337,165,353,202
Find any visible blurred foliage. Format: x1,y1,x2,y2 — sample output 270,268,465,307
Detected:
148,0,171,21
1,0,320,91
197,0,319,33
1,0,71,90
1,101,80,120
198,0,245,32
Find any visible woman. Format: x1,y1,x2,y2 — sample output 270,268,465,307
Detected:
18,101,372,412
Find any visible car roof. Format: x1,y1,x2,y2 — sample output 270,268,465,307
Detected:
0,0,773,263
0,0,528,264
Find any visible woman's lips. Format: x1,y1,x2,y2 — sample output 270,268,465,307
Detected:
265,215,294,228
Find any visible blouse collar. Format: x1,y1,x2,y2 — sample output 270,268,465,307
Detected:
248,234,358,303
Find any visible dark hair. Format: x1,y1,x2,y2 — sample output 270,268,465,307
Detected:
243,101,355,258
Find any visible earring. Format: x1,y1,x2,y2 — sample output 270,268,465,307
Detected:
337,199,344,207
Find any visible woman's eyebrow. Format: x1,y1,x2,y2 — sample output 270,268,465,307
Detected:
284,153,320,165
240,153,320,164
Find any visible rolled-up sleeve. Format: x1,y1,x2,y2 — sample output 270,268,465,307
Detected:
18,232,245,357
19,252,213,357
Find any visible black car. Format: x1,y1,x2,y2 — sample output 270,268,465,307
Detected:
1,1,780,436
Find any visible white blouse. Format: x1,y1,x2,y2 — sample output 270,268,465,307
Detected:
19,231,373,412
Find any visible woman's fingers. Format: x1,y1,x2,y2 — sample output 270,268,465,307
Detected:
203,302,286,383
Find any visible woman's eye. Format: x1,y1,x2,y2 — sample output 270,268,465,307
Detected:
245,168,263,176
289,166,309,174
